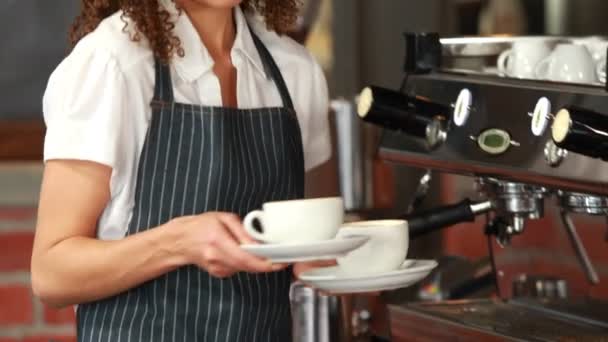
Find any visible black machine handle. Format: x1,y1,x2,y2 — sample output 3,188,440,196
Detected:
552,106,608,161
404,199,493,239
357,86,450,136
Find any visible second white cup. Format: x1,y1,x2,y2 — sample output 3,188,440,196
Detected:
497,40,552,79
335,220,409,276
535,44,597,84
573,36,608,63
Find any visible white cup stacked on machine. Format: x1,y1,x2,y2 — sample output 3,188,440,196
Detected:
498,40,554,79
573,36,608,84
535,44,598,84
496,36,608,85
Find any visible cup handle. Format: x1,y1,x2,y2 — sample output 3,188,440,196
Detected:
535,57,551,80
497,49,513,75
596,60,606,84
243,210,268,242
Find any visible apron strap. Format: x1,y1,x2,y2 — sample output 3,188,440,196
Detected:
153,58,175,103
248,27,296,111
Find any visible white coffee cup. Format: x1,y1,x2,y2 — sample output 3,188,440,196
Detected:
573,36,608,83
243,197,344,244
497,41,552,79
598,62,607,84
573,36,608,63
335,220,409,276
535,44,597,84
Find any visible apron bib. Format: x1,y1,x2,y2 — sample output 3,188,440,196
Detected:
76,28,305,342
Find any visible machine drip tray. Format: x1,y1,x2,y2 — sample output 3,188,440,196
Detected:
389,299,608,341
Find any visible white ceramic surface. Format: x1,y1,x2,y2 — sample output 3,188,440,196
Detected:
298,260,438,294
497,41,552,79
573,37,608,83
598,63,606,84
240,235,368,263
535,44,597,84
335,220,409,276
243,197,343,243
573,36,608,62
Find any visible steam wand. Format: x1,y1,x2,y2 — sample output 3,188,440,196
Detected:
406,170,432,215
559,210,600,285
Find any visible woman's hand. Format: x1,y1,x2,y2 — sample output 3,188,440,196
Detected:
169,212,285,278
292,260,337,279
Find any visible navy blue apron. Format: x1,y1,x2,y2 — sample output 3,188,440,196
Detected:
76,25,305,342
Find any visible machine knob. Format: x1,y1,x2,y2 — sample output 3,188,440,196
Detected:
357,86,449,149
551,106,608,161
544,140,568,167
453,88,472,127
530,97,552,137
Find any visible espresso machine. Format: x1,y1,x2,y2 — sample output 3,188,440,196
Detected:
354,34,608,341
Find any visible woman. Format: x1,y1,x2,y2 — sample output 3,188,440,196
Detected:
31,0,331,341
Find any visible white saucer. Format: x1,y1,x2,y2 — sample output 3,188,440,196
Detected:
298,260,438,294
240,235,369,263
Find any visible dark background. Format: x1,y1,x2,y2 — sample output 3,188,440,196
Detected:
3,0,608,120
0,0,79,119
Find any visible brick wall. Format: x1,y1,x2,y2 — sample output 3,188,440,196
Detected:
0,164,75,341
0,207,76,342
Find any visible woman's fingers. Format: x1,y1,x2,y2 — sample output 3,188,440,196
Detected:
194,213,288,276
215,233,281,273
207,264,237,278
217,213,257,244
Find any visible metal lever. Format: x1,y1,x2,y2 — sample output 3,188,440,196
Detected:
559,210,600,285
406,169,432,214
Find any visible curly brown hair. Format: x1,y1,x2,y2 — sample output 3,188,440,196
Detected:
69,0,300,63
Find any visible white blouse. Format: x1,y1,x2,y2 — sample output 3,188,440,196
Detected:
42,3,331,240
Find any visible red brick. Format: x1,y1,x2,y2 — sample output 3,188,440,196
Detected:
0,338,20,342
23,336,76,342
0,207,37,220
0,232,35,271
43,303,76,324
0,285,33,325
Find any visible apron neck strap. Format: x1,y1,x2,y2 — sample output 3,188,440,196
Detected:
152,20,295,111
153,58,175,104
248,24,295,111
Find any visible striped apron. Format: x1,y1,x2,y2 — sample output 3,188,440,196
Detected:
76,28,305,342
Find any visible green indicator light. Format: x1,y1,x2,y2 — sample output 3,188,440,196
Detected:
483,134,505,148
477,129,513,155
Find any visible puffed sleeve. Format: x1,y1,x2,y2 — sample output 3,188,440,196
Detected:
42,44,126,170
303,60,332,171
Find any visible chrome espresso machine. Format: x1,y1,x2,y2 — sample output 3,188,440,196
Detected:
355,34,608,341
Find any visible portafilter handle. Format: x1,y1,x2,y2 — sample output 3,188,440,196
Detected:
404,199,493,239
